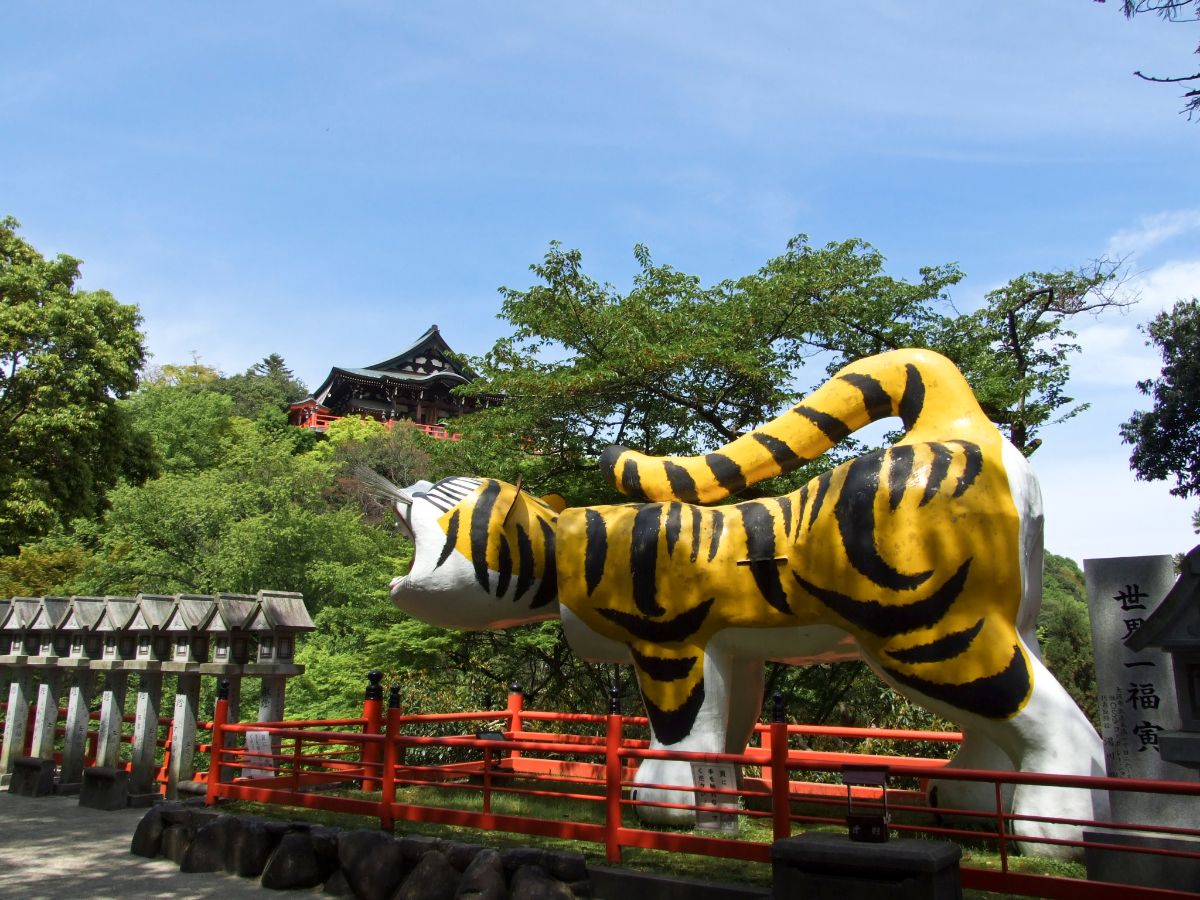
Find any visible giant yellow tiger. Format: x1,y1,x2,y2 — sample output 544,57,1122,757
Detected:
384,349,1105,855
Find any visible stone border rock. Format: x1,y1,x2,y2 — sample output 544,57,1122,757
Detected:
131,803,592,899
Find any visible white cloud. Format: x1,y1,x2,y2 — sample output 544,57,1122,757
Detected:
1072,321,1159,388
1107,210,1200,258
1133,258,1200,311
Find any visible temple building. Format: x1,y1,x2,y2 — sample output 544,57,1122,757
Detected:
288,325,496,437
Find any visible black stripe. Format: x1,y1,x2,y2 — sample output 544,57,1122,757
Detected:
665,503,682,556
512,524,535,603
596,598,715,644
584,509,608,596
833,452,933,591
808,470,833,532
496,535,512,599
629,647,697,681
794,485,809,536
920,443,954,507
885,618,985,664
888,446,915,512
470,480,502,593
898,364,925,431
529,518,558,609
794,405,851,442
741,501,790,615
883,643,1030,720
435,509,460,568
840,372,893,420
631,505,665,616
705,453,747,496
664,462,700,503
621,459,645,500
707,510,724,562
689,506,702,563
949,440,983,497
741,501,776,561
599,446,622,488
791,558,971,638
752,432,804,470
641,678,706,746
776,496,792,538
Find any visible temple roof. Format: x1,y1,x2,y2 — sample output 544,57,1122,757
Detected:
303,324,475,408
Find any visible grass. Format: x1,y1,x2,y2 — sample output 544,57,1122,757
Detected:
219,775,1085,900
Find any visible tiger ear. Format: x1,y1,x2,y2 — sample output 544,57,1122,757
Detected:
539,493,567,513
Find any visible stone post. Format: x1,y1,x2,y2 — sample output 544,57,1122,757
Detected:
29,669,64,760
94,671,129,769
166,672,200,799
1085,554,1199,824
257,674,286,723
60,671,96,789
129,672,163,794
219,675,242,783
0,671,33,785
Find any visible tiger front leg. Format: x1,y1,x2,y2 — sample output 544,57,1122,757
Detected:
630,650,764,827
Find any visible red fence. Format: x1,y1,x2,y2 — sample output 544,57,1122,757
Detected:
294,411,461,441
202,688,1200,899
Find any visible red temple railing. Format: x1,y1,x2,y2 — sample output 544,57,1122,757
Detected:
199,687,1200,900
293,410,461,441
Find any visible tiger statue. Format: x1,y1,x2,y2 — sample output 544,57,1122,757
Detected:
383,349,1105,855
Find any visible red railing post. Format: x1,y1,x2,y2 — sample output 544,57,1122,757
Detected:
205,681,230,807
995,780,1008,873
483,747,493,814
605,687,624,864
361,670,384,793
380,684,401,831
506,684,524,761
770,692,791,840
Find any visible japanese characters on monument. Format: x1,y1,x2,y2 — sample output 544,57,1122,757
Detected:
1084,555,1196,823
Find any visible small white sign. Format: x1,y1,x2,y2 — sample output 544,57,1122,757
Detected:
690,762,740,834
242,730,275,780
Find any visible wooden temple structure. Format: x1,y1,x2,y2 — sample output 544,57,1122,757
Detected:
288,325,497,435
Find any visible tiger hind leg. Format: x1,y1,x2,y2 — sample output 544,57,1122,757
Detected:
879,642,1105,860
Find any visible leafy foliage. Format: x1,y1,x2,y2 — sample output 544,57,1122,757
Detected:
461,239,1127,485
1038,553,1098,724
1121,298,1200,529
212,353,309,420
0,217,150,551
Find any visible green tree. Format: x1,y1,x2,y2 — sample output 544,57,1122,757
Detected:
123,381,234,474
1120,297,1200,529
1038,553,1098,724
212,353,308,420
0,216,150,552
460,238,1127,497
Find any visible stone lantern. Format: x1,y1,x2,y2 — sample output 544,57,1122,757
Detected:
161,595,215,664
95,598,142,662
30,597,71,659
2,598,40,658
61,598,106,660
212,593,257,665
249,591,313,664
137,595,178,662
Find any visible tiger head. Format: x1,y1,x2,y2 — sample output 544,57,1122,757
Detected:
388,476,565,630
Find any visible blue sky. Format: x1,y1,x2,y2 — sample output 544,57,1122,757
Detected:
2,2,1197,564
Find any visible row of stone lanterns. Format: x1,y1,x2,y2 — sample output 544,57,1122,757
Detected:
0,591,315,804
0,591,311,666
